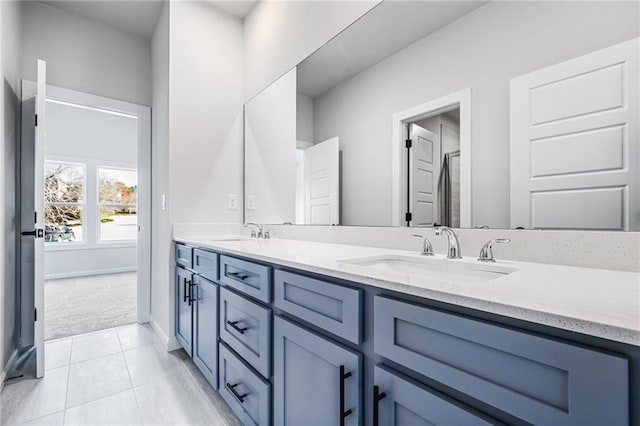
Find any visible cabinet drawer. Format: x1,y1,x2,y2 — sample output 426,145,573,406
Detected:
274,270,363,344
220,287,272,378
193,249,219,282
220,255,272,303
220,343,271,426
374,364,495,425
175,244,193,269
374,296,629,425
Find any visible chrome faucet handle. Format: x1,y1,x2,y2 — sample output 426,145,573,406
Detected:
434,226,462,259
263,228,271,239
478,239,511,262
245,223,262,239
412,234,434,256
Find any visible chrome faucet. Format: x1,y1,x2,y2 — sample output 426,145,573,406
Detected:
245,223,263,239
245,223,271,239
478,239,510,262
412,234,434,256
434,227,462,259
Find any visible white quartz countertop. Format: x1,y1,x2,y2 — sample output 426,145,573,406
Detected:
175,236,640,346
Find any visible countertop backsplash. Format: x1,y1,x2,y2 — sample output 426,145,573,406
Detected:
172,223,640,273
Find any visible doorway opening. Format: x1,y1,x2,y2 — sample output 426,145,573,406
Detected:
44,99,139,340
391,88,472,227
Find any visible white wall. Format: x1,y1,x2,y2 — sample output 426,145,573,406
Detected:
296,92,314,143
1,0,22,377
44,101,138,279
245,68,297,224
243,1,379,101
21,1,151,106
151,1,244,347
312,1,640,227
150,1,171,346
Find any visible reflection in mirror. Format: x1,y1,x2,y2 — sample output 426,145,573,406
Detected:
245,1,640,230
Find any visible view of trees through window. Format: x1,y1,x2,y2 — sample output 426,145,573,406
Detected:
99,168,138,241
44,162,138,243
45,162,84,242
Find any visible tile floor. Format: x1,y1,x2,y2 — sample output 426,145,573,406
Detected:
0,324,241,426
45,273,137,341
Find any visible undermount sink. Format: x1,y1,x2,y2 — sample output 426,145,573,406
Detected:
206,236,251,242
339,255,516,285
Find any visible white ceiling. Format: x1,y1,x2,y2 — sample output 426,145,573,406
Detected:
40,0,164,39
298,1,487,98
209,0,257,19
40,0,256,40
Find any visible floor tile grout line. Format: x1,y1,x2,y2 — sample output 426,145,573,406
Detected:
117,327,145,423
61,337,74,425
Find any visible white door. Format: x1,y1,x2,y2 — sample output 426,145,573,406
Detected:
410,124,439,226
510,38,639,230
20,60,47,378
303,137,339,225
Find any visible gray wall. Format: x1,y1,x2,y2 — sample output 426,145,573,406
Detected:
21,1,152,106
312,1,640,227
1,0,22,375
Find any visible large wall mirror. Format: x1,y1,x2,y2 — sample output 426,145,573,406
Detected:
244,1,640,230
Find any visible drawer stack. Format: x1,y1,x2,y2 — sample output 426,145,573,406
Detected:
217,255,273,426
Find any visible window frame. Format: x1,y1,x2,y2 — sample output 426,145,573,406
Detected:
43,159,87,246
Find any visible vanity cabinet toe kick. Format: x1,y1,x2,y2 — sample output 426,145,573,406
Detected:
174,242,636,426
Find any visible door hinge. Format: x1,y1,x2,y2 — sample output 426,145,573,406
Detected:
405,139,412,148
34,308,37,322
35,114,38,127
405,212,412,222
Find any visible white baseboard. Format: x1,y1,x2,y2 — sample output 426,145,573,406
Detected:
149,316,180,352
45,266,137,280
1,349,19,392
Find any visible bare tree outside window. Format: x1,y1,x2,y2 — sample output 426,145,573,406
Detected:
44,162,84,242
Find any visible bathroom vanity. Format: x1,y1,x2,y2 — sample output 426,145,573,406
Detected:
173,237,639,426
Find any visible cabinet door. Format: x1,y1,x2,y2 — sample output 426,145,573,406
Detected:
175,266,193,356
274,316,361,426
193,275,219,388
373,365,495,426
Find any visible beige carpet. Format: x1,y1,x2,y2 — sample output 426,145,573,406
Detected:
45,272,137,341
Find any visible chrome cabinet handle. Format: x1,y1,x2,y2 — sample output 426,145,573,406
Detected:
228,271,249,281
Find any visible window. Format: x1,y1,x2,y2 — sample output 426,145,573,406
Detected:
98,167,138,241
44,161,84,243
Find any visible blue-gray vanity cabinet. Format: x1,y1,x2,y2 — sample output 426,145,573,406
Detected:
176,244,193,269
373,365,496,426
220,287,272,378
193,248,219,282
220,343,272,426
274,270,363,344
193,274,219,389
175,265,193,356
373,296,629,425
220,255,272,303
274,316,362,426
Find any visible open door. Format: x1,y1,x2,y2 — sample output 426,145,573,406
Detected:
409,124,439,227
20,60,46,378
303,137,340,225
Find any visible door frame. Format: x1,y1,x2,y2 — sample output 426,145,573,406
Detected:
21,82,152,327
391,88,472,227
